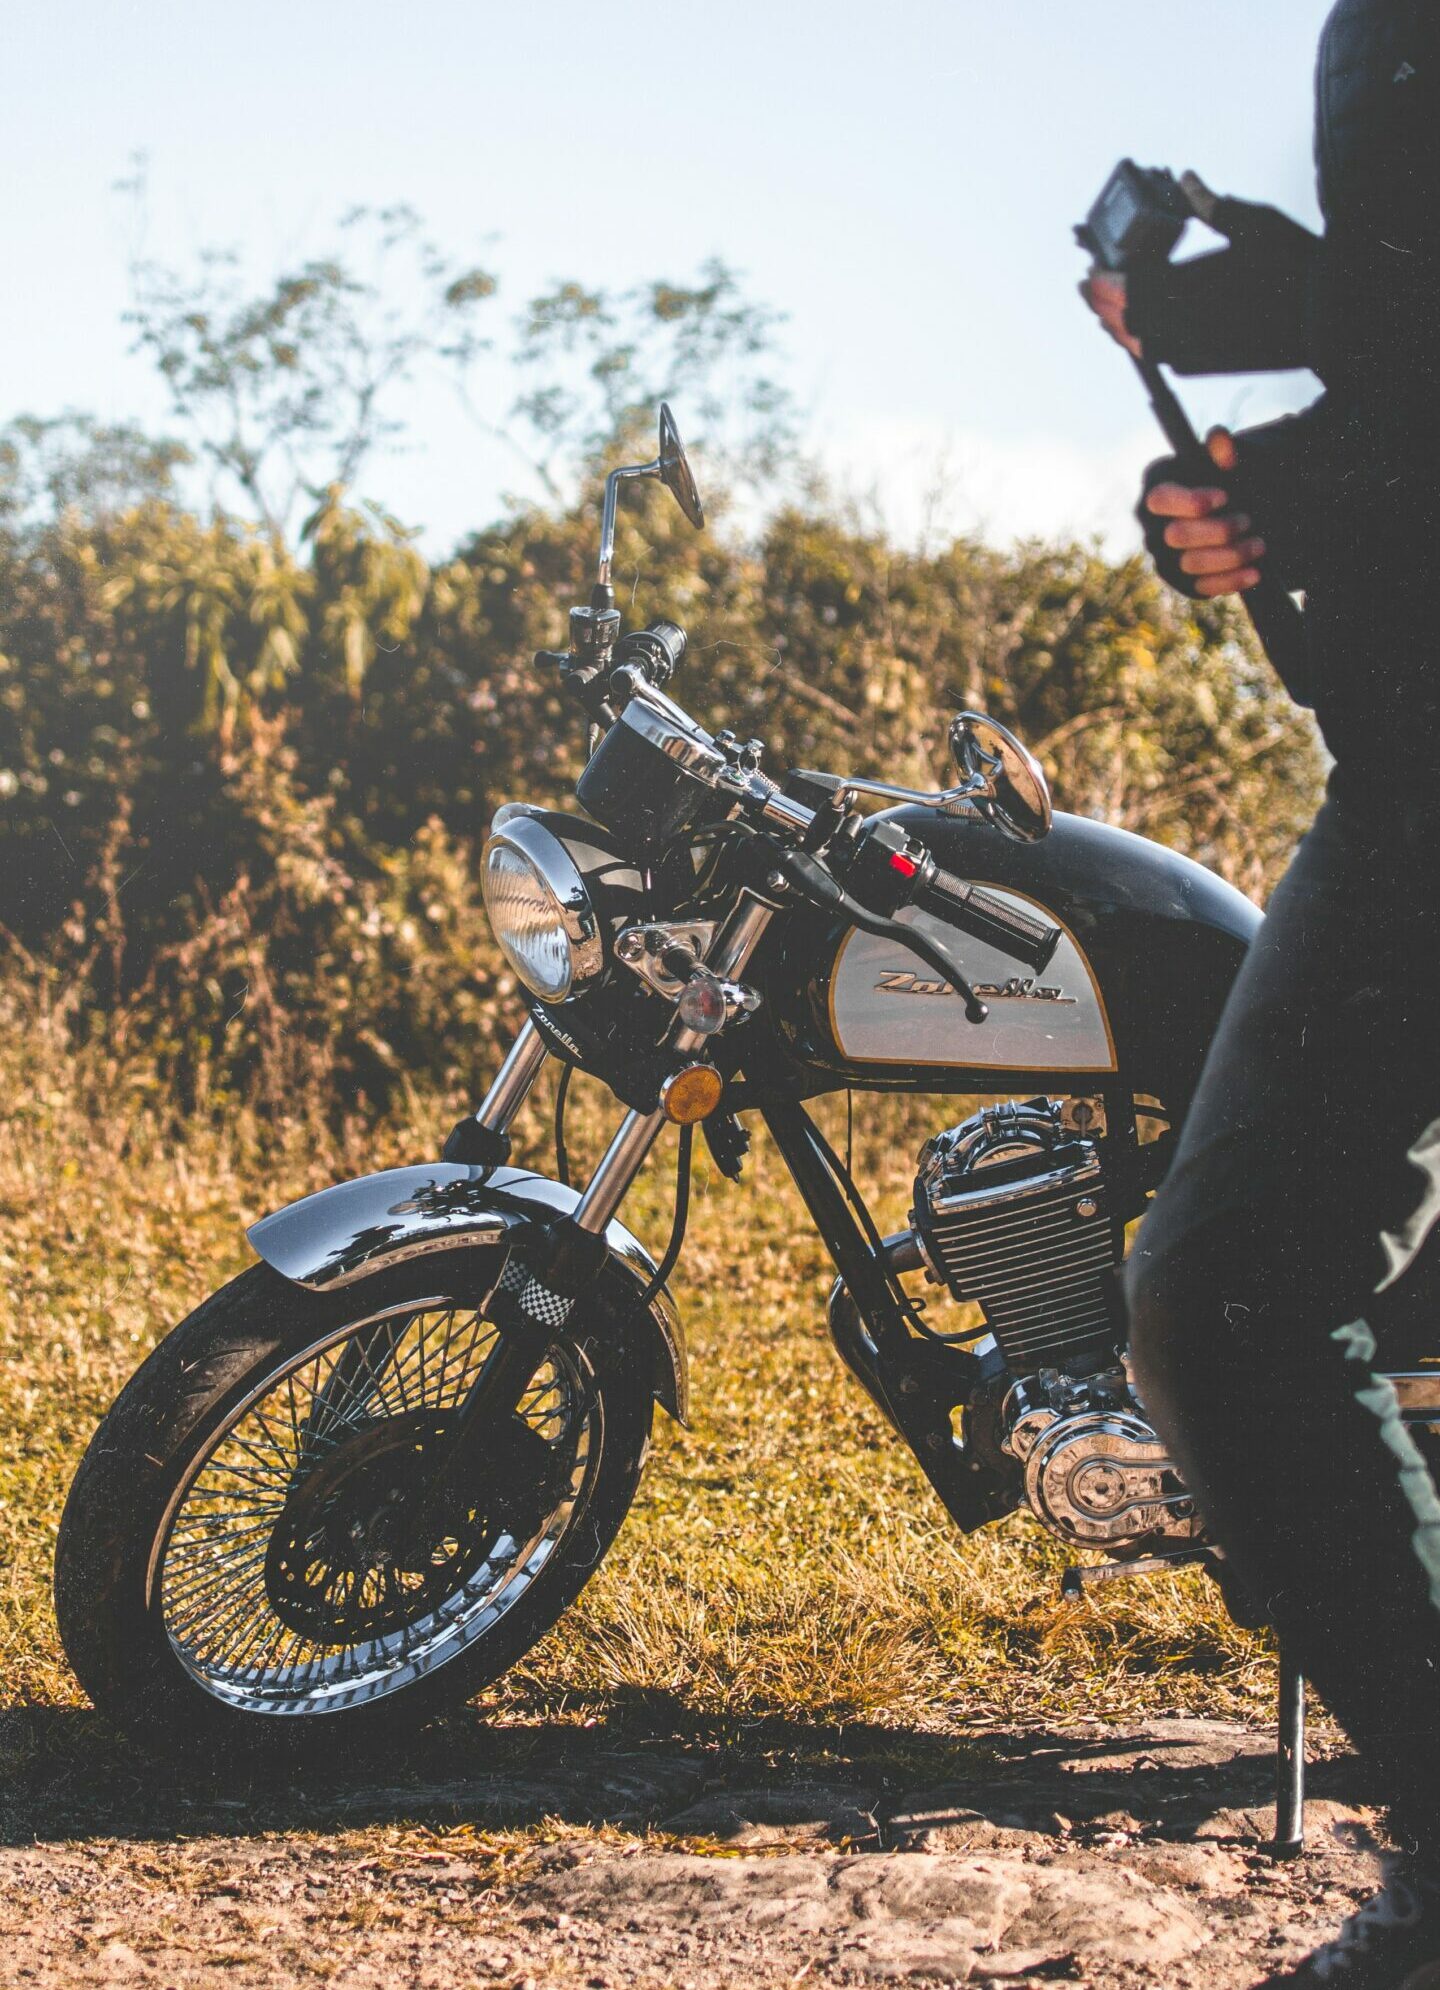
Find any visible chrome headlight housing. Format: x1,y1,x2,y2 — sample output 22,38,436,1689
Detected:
482,816,605,1003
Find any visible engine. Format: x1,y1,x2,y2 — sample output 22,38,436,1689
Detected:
911,1098,1117,1377
900,1099,1200,1552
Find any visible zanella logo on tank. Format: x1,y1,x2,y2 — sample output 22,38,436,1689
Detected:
875,969,1077,1005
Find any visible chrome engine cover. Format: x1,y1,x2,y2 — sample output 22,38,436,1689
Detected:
910,1099,1119,1376
1004,1381,1201,1548
898,1098,1203,1555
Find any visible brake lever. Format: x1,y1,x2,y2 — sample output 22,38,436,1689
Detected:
771,847,989,1025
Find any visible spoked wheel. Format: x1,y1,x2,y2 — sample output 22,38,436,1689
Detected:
55,1258,653,1758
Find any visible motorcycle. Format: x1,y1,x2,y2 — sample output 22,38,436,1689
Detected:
54,405,1440,1757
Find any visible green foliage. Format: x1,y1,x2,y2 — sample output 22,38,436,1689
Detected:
0,467,1323,1113
0,211,1324,1112
126,204,499,535
0,412,189,526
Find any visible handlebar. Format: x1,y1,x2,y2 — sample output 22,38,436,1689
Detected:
919,871,1061,976
546,616,1051,1006
613,620,686,689
766,845,989,1024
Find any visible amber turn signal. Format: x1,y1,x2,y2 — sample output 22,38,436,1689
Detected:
659,1063,724,1124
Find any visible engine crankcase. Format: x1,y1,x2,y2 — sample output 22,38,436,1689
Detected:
1009,1400,1200,1550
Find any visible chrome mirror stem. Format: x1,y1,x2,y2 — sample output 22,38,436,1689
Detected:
595,405,706,589
597,459,662,590
792,769,986,815
793,713,1052,843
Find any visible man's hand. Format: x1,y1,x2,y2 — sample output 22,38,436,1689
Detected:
1080,271,1142,356
1144,428,1265,598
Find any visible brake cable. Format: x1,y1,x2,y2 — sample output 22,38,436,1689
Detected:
554,1061,574,1187
768,845,990,1024
633,1124,694,1313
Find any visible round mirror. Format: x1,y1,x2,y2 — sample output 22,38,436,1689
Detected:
658,402,705,529
949,712,1053,842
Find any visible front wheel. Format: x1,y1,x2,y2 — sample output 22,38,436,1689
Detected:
55,1256,653,1760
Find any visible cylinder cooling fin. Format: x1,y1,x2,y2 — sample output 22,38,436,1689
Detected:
910,1099,1121,1376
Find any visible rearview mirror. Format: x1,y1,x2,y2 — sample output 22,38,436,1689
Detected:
658,403,705,529
949,713,1052,843
597,403,706,590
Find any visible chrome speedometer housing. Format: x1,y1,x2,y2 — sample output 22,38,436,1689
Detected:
575,681,729,850
482,815,605,1003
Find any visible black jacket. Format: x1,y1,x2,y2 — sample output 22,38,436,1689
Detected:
1127,0,1440,777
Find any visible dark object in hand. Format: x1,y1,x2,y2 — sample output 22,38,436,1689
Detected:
1077,159,1192,273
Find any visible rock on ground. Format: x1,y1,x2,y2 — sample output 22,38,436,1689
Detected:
0,1715,1393,1988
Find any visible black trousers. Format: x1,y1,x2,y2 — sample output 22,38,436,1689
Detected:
1126,773,1440,1851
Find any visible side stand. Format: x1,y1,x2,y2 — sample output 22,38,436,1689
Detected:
1060,1553,1307,1858
1272,1646,1306,1859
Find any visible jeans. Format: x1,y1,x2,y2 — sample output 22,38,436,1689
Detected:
1126,773,1440,1850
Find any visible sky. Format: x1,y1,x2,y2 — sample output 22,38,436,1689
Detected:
3,0,1334,554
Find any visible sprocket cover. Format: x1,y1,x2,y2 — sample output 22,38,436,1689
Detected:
1013,1404,1201,1549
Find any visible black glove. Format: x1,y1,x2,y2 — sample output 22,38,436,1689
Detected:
1137,454,1208,598
1137,432,1275,601
1127,179,1321,376
1137,411,1320,602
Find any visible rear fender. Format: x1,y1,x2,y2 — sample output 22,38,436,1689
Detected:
247,1163,688,1425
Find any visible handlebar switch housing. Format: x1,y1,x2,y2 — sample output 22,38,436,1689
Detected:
612,619,687,690
841,818,936,918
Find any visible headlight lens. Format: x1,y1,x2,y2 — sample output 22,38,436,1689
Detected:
481,820,603,1003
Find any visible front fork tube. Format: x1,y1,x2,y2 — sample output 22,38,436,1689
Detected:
444,1019,551,1167
420,895,774,1526
478,1018,550,1129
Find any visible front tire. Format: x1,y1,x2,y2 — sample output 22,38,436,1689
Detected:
55,1255,653,1761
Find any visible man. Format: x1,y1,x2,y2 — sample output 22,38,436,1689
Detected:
1083,3,1440,1985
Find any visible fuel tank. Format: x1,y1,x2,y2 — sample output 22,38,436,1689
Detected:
765,806,1260,1114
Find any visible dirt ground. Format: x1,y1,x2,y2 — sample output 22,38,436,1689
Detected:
0,1708,1392,1988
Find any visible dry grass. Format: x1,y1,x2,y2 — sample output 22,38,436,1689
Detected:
0,985,1275,1745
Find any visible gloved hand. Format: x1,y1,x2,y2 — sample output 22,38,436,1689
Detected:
1139,427,1267,600
1125,173,1322,375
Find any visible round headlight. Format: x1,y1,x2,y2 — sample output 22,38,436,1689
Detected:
481,819,603,1003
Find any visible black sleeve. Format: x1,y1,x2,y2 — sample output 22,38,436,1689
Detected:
1125,201,1322,376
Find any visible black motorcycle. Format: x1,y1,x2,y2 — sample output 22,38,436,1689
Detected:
54,405,1440,1757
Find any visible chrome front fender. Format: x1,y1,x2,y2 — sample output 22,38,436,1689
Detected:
247,1163,688,1424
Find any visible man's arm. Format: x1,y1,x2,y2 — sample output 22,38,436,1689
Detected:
1082,178,1322,378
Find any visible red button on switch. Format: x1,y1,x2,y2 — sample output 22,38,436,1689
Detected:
889,852,919,878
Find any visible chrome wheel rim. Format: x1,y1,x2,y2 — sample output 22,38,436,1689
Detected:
155,1298,598,1715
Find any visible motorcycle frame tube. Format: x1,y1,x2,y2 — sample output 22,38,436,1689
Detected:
762,1097,1017,1535
760,1098,915,1380
473,1017,550,1134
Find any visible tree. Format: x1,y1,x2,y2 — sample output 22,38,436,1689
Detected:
119,184,799,541
507,260,797,503
126,202,498,537
0,412,188,528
